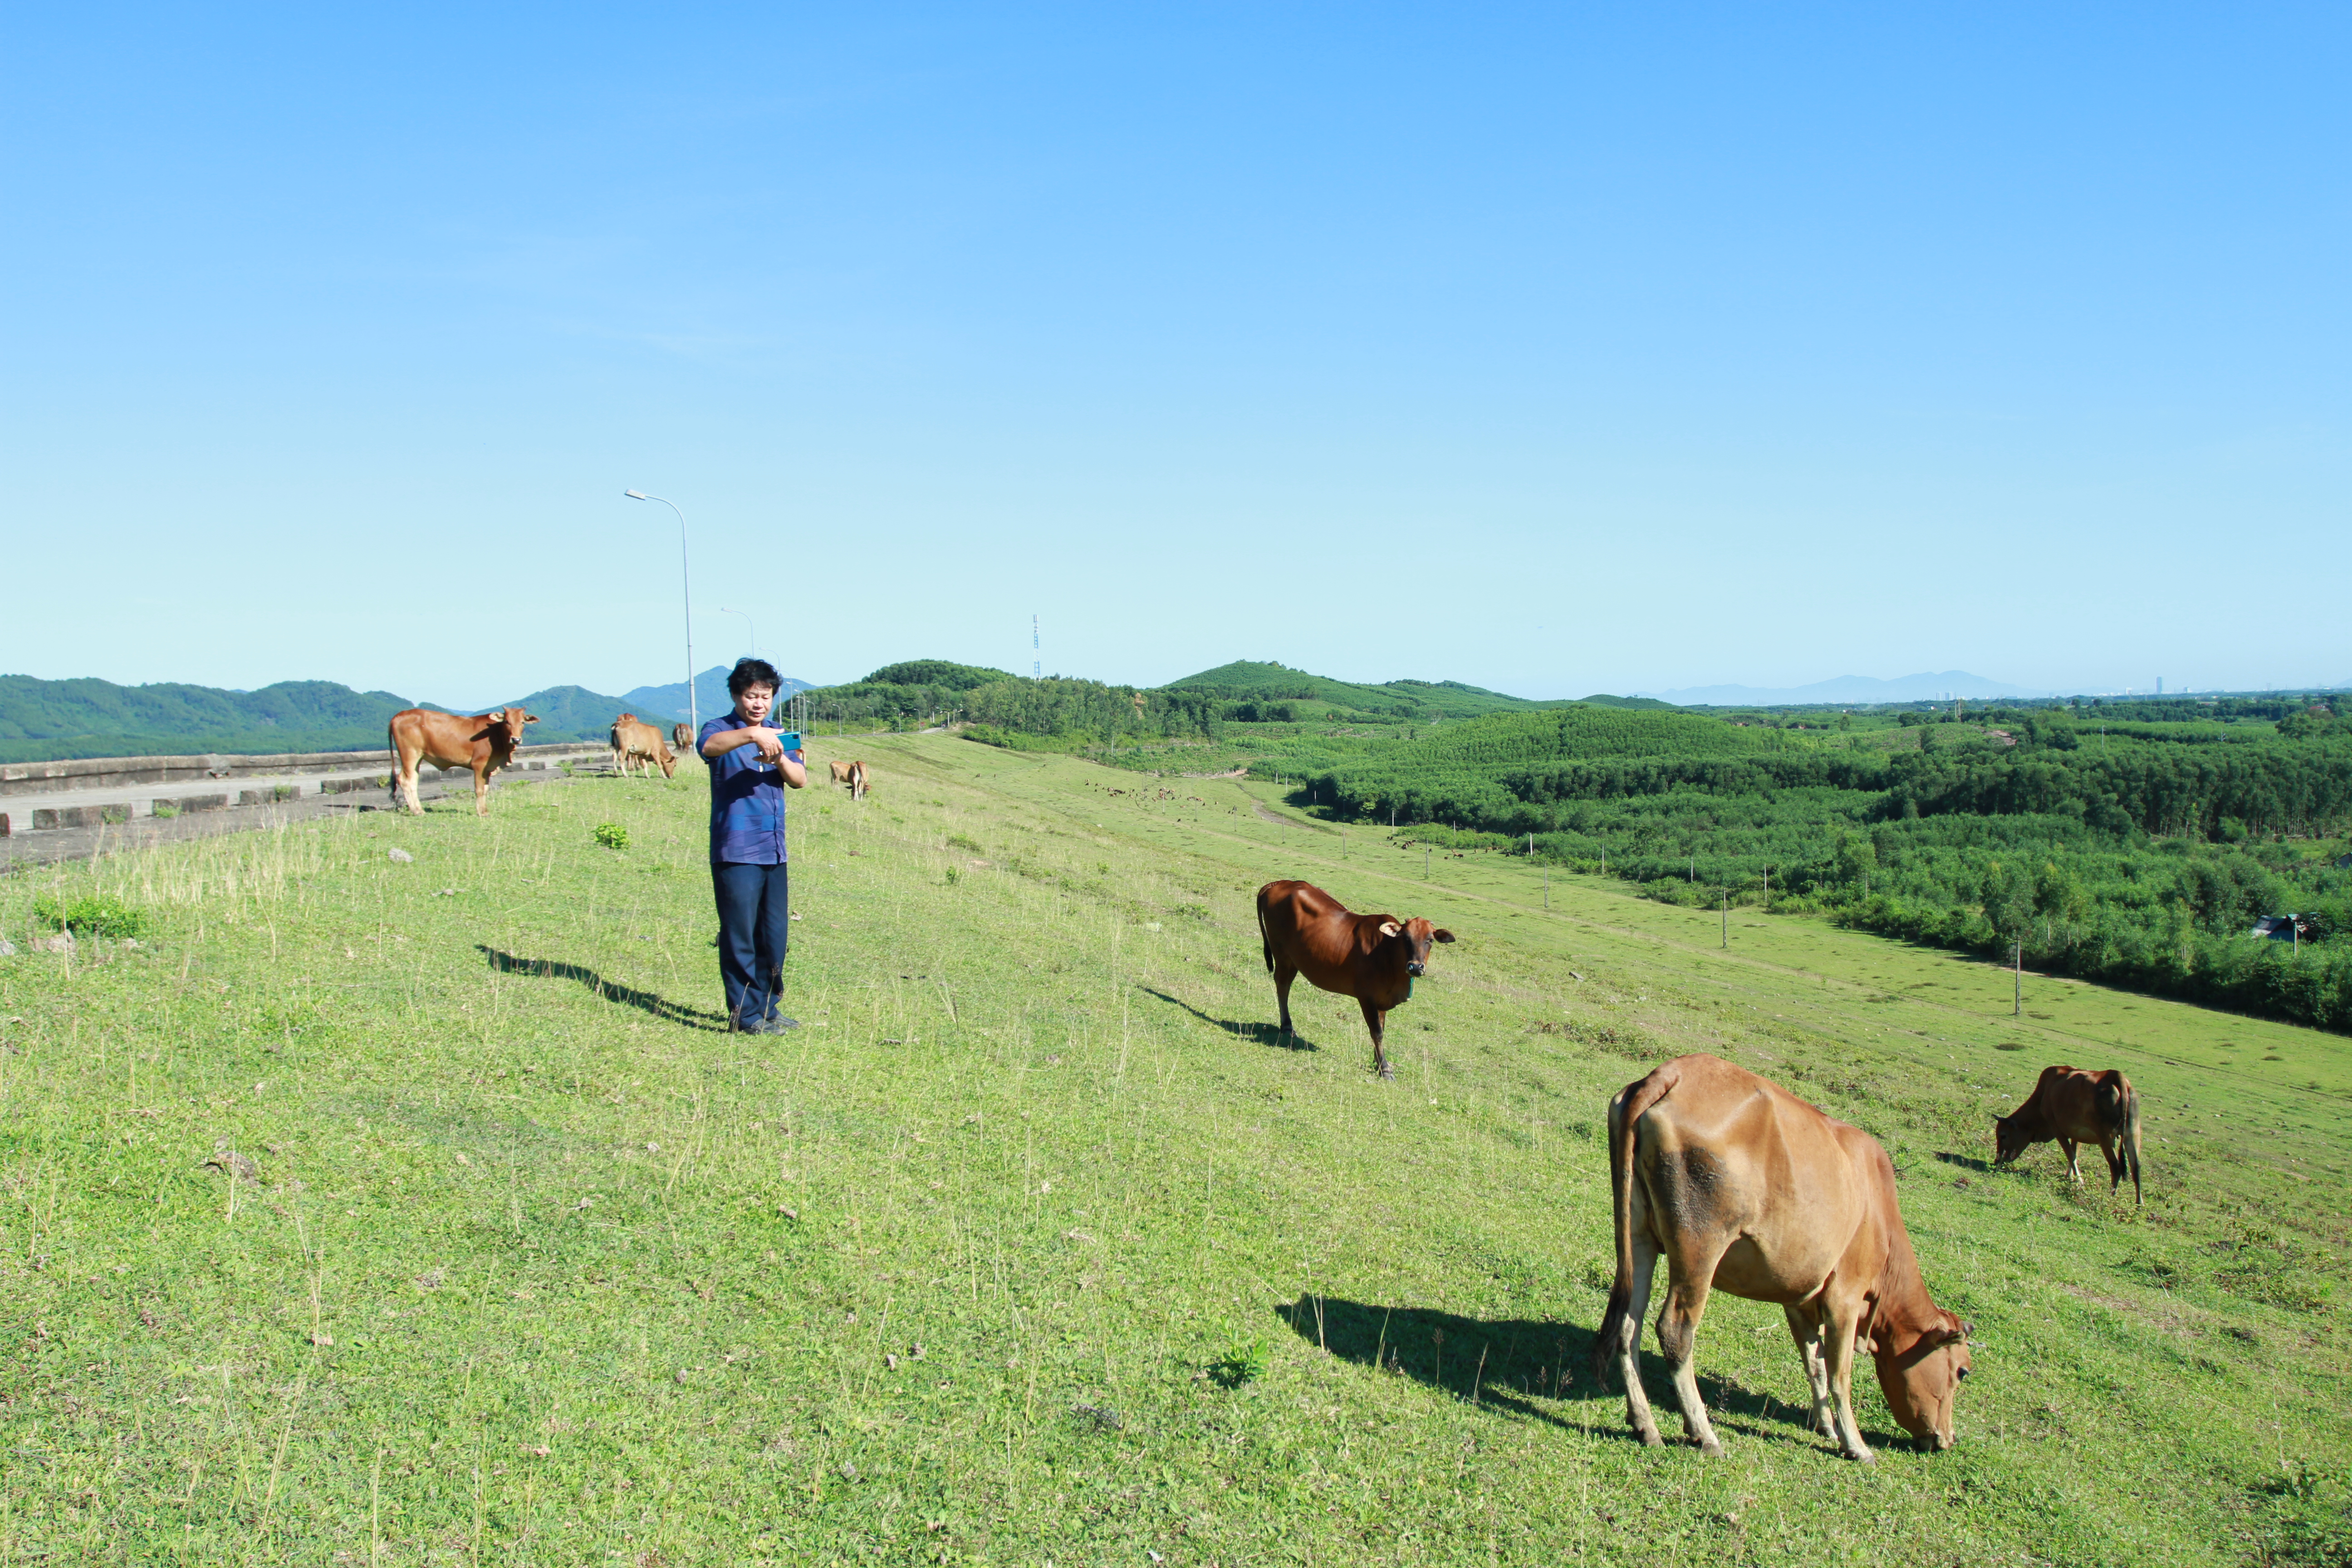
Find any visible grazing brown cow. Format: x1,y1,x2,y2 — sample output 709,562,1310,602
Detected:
1994,1065,2142,1204
609,714,678,779
827,759,870,800
672,721,691,750
1593,1054,1972,1461
1254,880,1454,1079
387,707,537,816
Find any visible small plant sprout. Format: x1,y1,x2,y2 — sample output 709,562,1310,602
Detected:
593,823,629,851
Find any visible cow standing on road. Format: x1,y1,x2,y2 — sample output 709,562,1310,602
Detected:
610,714,679,779
388,707,537,816
1254,879,1453,1079
1593,1054,1973,1461
1994,1065,2143,1204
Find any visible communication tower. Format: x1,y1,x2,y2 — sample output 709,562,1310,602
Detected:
1033,614,1040,679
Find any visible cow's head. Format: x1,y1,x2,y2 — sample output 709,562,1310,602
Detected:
1870,1309,1972,1452
1373,916,1455,976
1989,1111,2031,1166
496,708,538,751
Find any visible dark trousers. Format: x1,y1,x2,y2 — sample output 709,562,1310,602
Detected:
712,861,789,1028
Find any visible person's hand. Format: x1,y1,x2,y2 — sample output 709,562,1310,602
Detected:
752,728,785,763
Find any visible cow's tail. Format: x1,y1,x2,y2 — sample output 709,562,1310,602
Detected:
2118,1078,2144,1205
1255,887,1274,973
385,719,402,806
1592,1060,1680,1389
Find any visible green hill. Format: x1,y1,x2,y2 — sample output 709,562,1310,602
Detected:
0,674,638,762
486,685,656,746
1159,660,1568,720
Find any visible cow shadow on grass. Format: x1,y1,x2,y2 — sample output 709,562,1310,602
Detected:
1139,986,1314,1052
1934,1151,1994,1173
1277,1295,1867,1451
479,947,731,1030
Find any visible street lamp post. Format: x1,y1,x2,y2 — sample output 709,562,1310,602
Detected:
717,606,755,661
625,490,696,740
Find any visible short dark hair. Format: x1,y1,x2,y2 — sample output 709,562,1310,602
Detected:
728,657,784,698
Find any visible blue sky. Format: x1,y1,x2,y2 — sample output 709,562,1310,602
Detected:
4,4,2345,706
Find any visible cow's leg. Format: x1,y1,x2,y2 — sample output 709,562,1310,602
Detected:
1614,1232,1665,1447
397,761,423,815
1821,1296,1876,1463
472,764,491,817
1785,1305,1838,1441
1655,1242,1729,1455
1358,997,1393,1080
2061,1138,2082,1185
1274,963,1298,1040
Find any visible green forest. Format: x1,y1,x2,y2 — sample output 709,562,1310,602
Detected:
1284,699,2352,1033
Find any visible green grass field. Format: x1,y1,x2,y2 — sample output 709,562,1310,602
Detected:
3,736,2346,1565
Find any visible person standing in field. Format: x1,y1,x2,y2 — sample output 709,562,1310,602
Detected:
697,657,807,1033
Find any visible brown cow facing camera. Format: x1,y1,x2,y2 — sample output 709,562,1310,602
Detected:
1255,879,1453,1079
387,706,537,816
1994,1065,2142,1204
1594,1054,1973,1462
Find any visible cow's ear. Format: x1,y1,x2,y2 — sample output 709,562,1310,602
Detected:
1377,920,1401,938
1432,928,1456,943
524,713,540,724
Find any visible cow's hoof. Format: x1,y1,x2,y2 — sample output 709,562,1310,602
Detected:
1696,1439,1724,1458
1636,1427,1664,1449
1843,1447,1876,1464
1377,1064,1395,1081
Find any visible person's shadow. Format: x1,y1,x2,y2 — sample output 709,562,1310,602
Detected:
1139,986,1314,1052
1276,1294,1855,1450
478,947,731,1030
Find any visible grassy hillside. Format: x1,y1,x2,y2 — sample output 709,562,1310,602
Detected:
0,737,2345,1563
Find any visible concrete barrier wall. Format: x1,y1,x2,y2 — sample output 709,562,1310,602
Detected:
0,743,618,836
0,742,608,800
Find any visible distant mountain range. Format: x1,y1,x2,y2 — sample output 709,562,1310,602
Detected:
0,660,2064,764
0,666,823,763
1648,671,2051,707
622,666,815,726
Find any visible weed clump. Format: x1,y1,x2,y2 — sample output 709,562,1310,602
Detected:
1210,1337,1267,1388
34,892,146,939
593,823,629,851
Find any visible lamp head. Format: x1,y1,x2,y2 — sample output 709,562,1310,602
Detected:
624,489,648,500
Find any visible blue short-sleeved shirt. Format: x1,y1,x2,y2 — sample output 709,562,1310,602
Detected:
700,712,794,865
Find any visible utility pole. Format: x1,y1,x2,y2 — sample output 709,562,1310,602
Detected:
2014,937,2023,1016
1425,846,1431,881
1722,891,1728,949
1544,867,1549,910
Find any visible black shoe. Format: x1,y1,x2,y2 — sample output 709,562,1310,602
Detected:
760,1015,799,1034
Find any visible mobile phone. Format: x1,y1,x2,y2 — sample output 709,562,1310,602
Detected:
776,731,802,753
